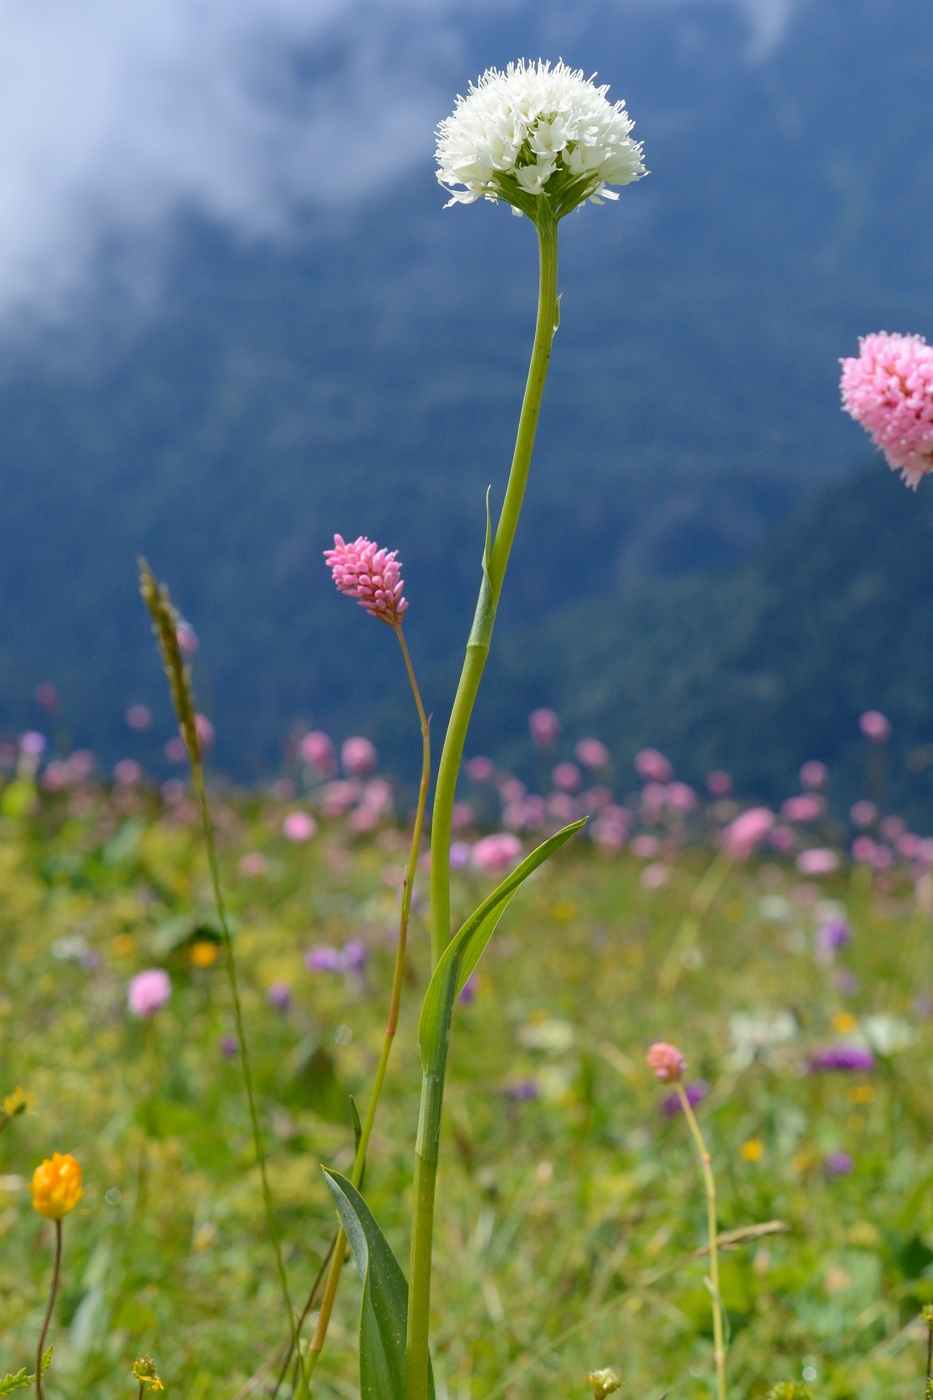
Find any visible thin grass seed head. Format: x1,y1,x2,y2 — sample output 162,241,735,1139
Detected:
840,332,933,486
30,1153,83,1220
138,560,201,763
324,535,408,627
436,60,646,221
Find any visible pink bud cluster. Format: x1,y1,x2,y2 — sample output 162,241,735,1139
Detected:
840,332,933,487
324,535,408,627
646,1042,686,1082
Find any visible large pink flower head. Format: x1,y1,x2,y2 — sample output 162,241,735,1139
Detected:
840,333,933,487
128,968,171,1017
646,1042,686,1082
324,534,408,626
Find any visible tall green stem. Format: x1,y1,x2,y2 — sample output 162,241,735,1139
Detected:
408,202,560,1400
428,202,559,970
677,1085,727,1400
301,626,431,1391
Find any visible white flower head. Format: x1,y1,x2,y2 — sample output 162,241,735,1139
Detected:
436,60,646,221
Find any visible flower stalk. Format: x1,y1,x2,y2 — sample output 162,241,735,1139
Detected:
677,1083,727,1400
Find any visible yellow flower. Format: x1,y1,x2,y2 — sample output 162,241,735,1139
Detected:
740,1138,764,1163
2,1086,35,1118
189,940,219,968
132,1356,164,1390
30,1153,83,1220
832,1012,857,1034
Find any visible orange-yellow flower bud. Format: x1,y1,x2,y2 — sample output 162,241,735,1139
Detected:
30,1153,83,1220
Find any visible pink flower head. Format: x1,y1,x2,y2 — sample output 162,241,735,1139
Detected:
850,800,877,828
859,710,891,742
499,777,526,803
114,759,143,787
634,748,672,782
324,534,408,626
466,755,495,782
451,801,475,832
283,811,317,842
239,851,269,877
195,714,214,749
21,731,46,757
128,968,172,1017
300,731,336,773
176,623,199,656
575,737,610,769
840,332,933,487
472,832,522,874
126,704,152,731
342,736,377,776
722,806,774,860
796,847,839,876
781,794,825,823
552,762,582,792
667,781,697,813
646,1041,686,1082
706,770,733,797
851,835,877,864
529,708,560,747
880,814,906,843
800,760,828,789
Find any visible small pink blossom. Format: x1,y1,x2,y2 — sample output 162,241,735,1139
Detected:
300,731,336,773
472,832,522,874
342,736,377,776
114,759,143,787
880,815,906,843
21,731,46,757
641,862,670,890
68,751,94,783
450,840,472,869
324,534,408,626
319,780,361,817
796,848,839,876
195,715,214,749
126,704,152,730
850,800,877,828
499,777,527,803
552,762,582,792
646,1041,686,1082
769,824,795,853
176,623,199,655
165,737,186,763
283,811,317,842
581,786,612,814
781,794,825,823
466,755,495,782
451,801,475,832
634,748,672,782
859,710,891,742
575,738,609,769
529,708,560,747
547,791,579,823
640,782,667,819
800,760,828,789
128,968,172,1017
240,851,269,877
666,781,696,813
631,833,660,859
840,332,933,487
851,835,877,864
722,806,773,860
706,770,733,797
41,761,69,792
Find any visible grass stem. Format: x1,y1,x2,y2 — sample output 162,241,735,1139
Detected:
677,1084,727,1400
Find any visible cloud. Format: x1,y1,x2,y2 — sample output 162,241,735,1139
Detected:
0,0,797,321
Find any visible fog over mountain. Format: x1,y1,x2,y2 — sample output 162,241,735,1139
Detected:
0,0,930,793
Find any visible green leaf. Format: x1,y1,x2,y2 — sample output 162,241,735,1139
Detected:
0,1370,30,1394
323,1171,434,1400
418,819,586,1074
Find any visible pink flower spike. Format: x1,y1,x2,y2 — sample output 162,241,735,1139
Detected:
840,332,933,487
646,1042,686,1082
324,534,408,627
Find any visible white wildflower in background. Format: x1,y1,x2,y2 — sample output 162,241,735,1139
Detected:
727,1010,797,1070
436,60,646,220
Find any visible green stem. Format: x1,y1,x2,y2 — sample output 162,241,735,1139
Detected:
658,850,733,995
301,625,431,1392
189,758,305,1390
677,1085,726,1400
35,1219,61,1400
428,202,559,970
409,200,559,1400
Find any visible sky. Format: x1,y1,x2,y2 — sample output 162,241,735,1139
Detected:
0,0,797,320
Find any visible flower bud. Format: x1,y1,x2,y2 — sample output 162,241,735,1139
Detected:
30,1153,83,1220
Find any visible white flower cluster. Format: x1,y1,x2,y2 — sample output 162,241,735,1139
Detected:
436,60,646,219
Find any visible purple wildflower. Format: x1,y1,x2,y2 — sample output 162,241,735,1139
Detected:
825,1150,855,1175
220,1034,238,1058
809,1045,874,1073
504,1079,540,1102
661,1079,710,1119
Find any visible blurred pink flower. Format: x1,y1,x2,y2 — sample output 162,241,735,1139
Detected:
324,534,408,626
499,777,527,804
466,755,495,782
840,332,933,486
641,862,670,890
472,832,522,874
266,981,291,1011
342,736,377,776
239,852,269,877
646,1041,686,1082
897,832,921,859
781,794,825,823
640,782,667,819
451,801,475,832
128,968,171,1017
114,759,143,788
769,824,795,852
176,623,199,655
575,738,609,769
592,805,631,853
706,770,733,797
21,731,46,757
300,731,336,774
450,840,472,869
722,807,773,860
126,704,152,730
851,835,877,864
360,778,393,816
666,781,696,813
800,760,828,789
581,786,612,814
850,800,877,828
552,762,582,792
547,791,579,823
68,750,94,783
631,833,660,859
319,780,361,817
41,761,69,792
859,710,891,742
880,815,906,842
634,748,672,782
165,737,186,763
195,715,214,749
796,848,839,876
529,708,560,747
35,683,59,711
283,811,317,842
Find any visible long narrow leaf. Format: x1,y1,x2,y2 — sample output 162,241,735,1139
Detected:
418,818,585,1073
324,1171,434,1400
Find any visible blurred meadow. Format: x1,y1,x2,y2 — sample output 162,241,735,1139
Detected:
3,744,933,1398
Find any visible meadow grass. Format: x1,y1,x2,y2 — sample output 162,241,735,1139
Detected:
1,778,931,1399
